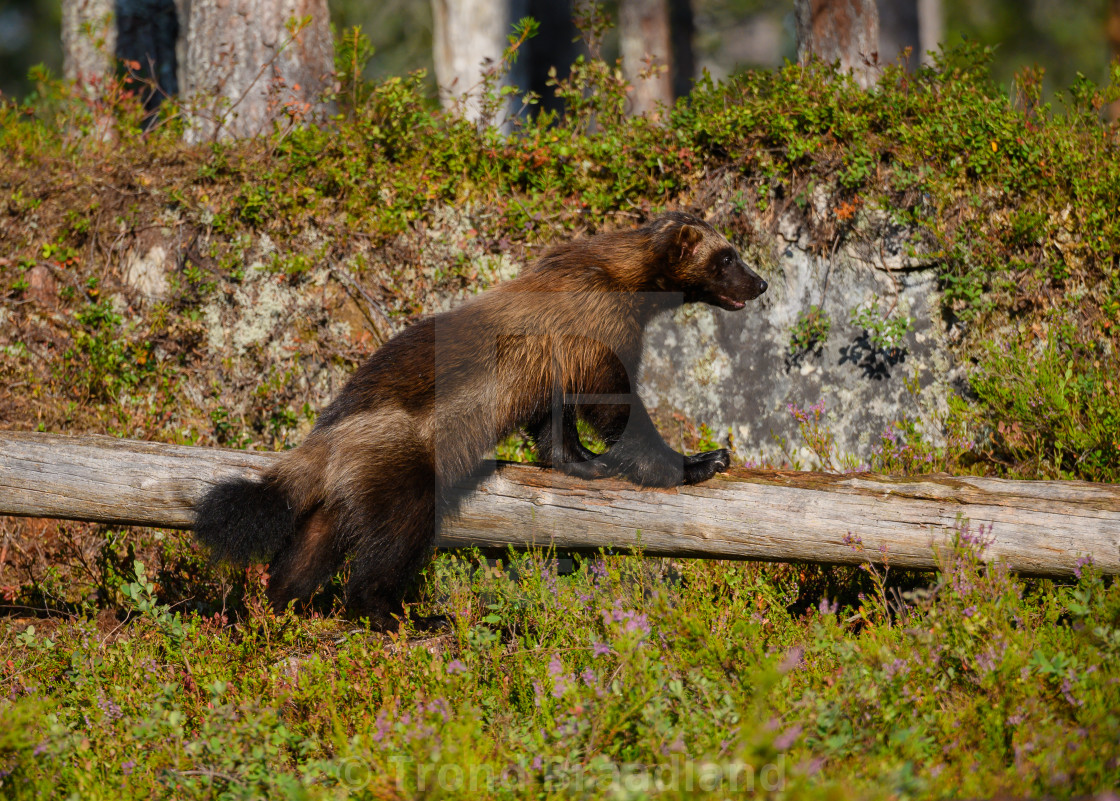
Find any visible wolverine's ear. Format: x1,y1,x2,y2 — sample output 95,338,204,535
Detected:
675,224,704,260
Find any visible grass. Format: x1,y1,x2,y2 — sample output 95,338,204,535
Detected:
1,526,1118,798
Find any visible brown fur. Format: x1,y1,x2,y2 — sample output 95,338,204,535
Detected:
193,212,767,620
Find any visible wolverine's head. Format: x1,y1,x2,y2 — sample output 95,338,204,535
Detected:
645,212,768,310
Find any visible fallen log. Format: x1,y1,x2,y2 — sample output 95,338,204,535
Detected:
0,431,1117,577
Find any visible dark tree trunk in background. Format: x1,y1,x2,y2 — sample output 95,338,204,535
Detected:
668,0,695,99
877,0,941,68
182,0,335,143
64,0,180,112
1108,0,1120,121
619,0,673,117
115,0,180,115
877,0,918,67
1109,0,1120,65
431,0,527,125
64,0,178,132
526,0,580,118
795,0,880,88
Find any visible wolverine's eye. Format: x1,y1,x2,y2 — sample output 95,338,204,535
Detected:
721,253,733,267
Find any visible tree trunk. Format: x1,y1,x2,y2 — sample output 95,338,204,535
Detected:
877,0,918,68
181,0,335,143
1111,0,1120,60
795,0,880,88
2,432,1117,578
431,0,527,125
917,0,942,64
63,0,180,115
62,0,117,87
525,0,580,119
668,0,695,99
877,0,941,69
619,0,674,118
1108,0,1120,121
115,0,180,116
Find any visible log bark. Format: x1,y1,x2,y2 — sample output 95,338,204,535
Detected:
1,432,1118,577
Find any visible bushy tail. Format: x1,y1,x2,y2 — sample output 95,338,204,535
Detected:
193,474,297,565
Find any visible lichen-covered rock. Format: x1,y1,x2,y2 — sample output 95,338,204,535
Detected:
641,207,962,466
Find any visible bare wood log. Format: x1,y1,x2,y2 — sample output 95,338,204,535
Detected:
1,432,1118,577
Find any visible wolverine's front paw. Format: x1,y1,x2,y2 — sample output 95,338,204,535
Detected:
683,448,731,484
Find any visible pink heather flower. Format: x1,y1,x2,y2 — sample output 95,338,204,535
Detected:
779,646,804,673
1061,677,1082,707
883,658,909,680
548,655,572,698
446,659,467,675
775,724,803,750
623,613,650,636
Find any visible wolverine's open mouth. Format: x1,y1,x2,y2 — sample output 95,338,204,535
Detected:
717,296,747,310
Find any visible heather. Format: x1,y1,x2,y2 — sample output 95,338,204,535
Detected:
2,529,1118,798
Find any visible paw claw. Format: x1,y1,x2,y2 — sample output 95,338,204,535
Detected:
683,448,731,484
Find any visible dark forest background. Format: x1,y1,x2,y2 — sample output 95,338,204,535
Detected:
1,0,1117,102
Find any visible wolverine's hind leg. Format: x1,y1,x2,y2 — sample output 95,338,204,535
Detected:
338,467,439,627
266,507,345,612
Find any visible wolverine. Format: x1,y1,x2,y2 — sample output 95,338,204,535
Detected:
194,212,768,620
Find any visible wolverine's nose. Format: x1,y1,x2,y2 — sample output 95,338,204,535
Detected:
758,279,768,294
